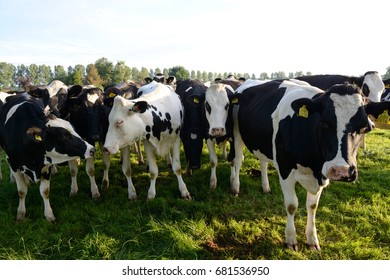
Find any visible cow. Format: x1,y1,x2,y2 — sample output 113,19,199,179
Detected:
103,82,190,200
186,77,244,189
230,79,390,250
144,73,177,90
381,78,390,101
175,79,208,174
0,90,95,221
59,85,107,198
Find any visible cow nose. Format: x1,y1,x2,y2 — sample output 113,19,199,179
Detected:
103,147,110,155
348,166,357,182
91,135,100,141
211,127,225,136
90,148,96,157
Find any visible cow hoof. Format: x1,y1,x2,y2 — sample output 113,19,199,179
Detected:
92,192,101,200
128,194,137,200
285,243,299,251
101,180,109,192
46,216,56,223
69,191,77,197
16,212,25,222
182,193,192,200
307,243,321,251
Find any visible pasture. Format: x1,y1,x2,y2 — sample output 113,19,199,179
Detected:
0,129,389,260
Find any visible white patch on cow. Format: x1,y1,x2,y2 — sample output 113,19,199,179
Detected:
235,79,268,93
363,72,384,102
46,80,68,98
5,101,27,125
190,133,197,140
0,92,15,103
321,93,363,177
185,86,193,93
205,83,230,136
137,80,159,96
87,92,99,104
46,116,82,138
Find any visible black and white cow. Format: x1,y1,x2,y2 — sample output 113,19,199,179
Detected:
381,78,390,101
144,73,176,90
230,79,390,250
103,82,190,200
186,77,243,188
0,91,95,221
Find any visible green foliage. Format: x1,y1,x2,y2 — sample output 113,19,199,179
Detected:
168,66,190,80
1,129,390,260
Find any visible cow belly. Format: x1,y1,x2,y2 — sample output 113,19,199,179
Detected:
253,149,272,162
148,133,179,157
294,164,329,195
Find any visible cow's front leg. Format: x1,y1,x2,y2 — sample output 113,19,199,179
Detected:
305,188,323,250
39,178,55,222
68,159,79,196
14,170,28,221
207,139,218,189
172,138,191,199
144,141,158,199
281,175,299,251
101,148,111,191
260,160,271,193
86,157,100,199
120,146,136,200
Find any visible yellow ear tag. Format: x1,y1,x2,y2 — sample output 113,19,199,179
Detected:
109,93,116,98
231,97,239,104
193,97,199,104
298,105,309,118
377,110,390,124
35,134,42,141
385,84,390,89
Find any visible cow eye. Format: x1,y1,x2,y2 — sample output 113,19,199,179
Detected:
205,102,211,114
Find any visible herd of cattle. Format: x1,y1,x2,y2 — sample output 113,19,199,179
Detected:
1,71,390,251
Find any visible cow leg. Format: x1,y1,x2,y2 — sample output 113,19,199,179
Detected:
305,188,323,250
280,175,299,251
166,151,172,169
120,146,137,200
39,178,55,222
144,141,158,199
260,160,271,193
171,138,191,199
221,141,228,160
68,159,79,196
85,157,100,199
0,149,2,181
101,151,110,191
135,140,144,165
231,135,245,196
207,139,218,189
14,170,28,221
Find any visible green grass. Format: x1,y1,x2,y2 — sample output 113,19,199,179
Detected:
1,129,390,259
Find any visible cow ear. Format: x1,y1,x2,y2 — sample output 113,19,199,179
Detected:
167,76,176,84
187,94,205,107
26,127,44,142
291,98,320,118
365,101,390,121
68,85,83,98
132,101,148,113
144,77,153,84
229,94,245,105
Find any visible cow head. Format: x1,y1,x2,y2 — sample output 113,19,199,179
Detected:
188,83,242,137
62,86,105,145
25,115,95,164
361,71,384,102
290,84,377,182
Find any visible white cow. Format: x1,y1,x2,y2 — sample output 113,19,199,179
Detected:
103,83,190,200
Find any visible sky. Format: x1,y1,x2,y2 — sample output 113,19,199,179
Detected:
0,0,388,77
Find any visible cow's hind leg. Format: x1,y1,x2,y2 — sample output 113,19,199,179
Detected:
172,138,191,199
68,159,79,197
85,157,100,199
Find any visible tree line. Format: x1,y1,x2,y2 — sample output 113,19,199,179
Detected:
1,57,390,90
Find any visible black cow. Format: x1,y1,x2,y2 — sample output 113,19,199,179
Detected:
0,91,95,221
176,79,208,174
230,79,390,250
59,85,106,198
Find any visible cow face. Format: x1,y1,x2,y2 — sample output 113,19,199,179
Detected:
361,71,384,102
291,84,371,182
103,96,148,155
201,83,240,137
26,116,95,164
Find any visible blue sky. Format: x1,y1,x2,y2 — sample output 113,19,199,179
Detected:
0,0,388,76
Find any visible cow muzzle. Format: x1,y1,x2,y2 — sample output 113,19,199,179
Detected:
210,127,226,137
327,165,357,182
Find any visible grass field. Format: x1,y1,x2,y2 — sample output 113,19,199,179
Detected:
0,129,390,260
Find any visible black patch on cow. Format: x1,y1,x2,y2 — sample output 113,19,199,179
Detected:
146,125,151,132
150,111,173,140
146,133,150,140
151,105,157,111
165,112,171,120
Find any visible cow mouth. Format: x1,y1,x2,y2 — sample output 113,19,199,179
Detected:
326,166,357,182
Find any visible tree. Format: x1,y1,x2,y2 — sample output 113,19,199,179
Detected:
112,61,131,84
207,72,214,82
0,62,16,88
155,68,162,75
383,66,390,80
95,57,114,86
259,72,269,80
190,70,196,79
196,70,202,80
163,68,169,78
168,66,190,80
131,67,140,82
28,64,40,85
54,65,68,83
251,74,257,80
139,67,150,82
202,71,208,82
72,71,83,85
86,64,103,86
38,64,53,85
